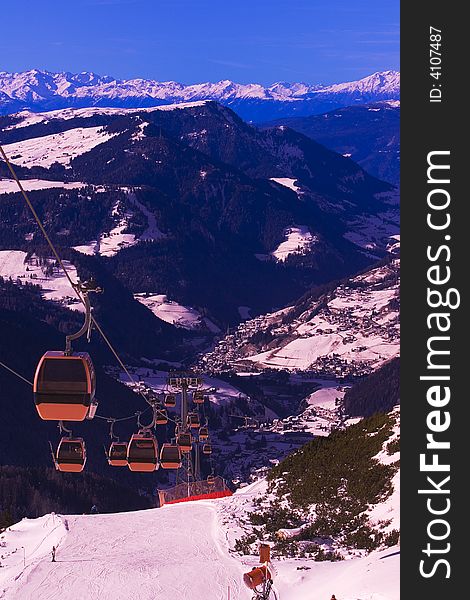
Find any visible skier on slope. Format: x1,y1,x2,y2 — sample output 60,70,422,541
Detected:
330,595,337,600
51,546,56,562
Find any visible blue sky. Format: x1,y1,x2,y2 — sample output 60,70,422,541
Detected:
1,0,399,85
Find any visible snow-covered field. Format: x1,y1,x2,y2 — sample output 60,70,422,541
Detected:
133,293,220,332
237,262,399,373
201,259,399,378
134,293,203,329
2,127,118,168
0,178,87,195
0,250,83,311
1,490,399,600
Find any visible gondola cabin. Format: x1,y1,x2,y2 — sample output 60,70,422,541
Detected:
192,390,204,404
187,412,200,429
199,426,209,441
207,474,215,485
155,409,168,425
164,394,176,408
127,432,158,472
108,441,128,467
55,437,86,473
160,443,182,469
177,431,192,453
34,351,97,421
202,443,212,455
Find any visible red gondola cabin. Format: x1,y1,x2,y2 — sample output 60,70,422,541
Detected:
127,432,158,472
34,351,97,421
107,441,128,467
160,443,182,469
177,431,192,453
54,437,86,473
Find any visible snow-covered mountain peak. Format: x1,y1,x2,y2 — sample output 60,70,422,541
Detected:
323,70,400,95
0,69,400,121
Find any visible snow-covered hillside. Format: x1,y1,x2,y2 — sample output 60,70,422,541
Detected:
0,487,399,599
133,293,220,332
0,503,245,600
2,127,118,168
201,260,400,377
0,250,84,312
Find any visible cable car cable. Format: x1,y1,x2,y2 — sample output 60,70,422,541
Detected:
0,145,156,410
0,359,33,386
0,356,151,425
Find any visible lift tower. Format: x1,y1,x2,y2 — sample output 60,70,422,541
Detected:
168,371,203,480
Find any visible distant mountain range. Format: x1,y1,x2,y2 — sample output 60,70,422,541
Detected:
0,70,400,122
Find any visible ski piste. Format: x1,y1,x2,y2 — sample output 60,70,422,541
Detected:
0,479,399,600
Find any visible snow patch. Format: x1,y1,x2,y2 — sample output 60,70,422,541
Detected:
270,177,300,193
271,226,317,262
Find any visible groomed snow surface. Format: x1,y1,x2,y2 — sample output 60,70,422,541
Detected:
0,504,244,600
1,490,399,599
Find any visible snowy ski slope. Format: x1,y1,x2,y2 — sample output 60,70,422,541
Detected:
0,504,245,600
1,491,399,600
